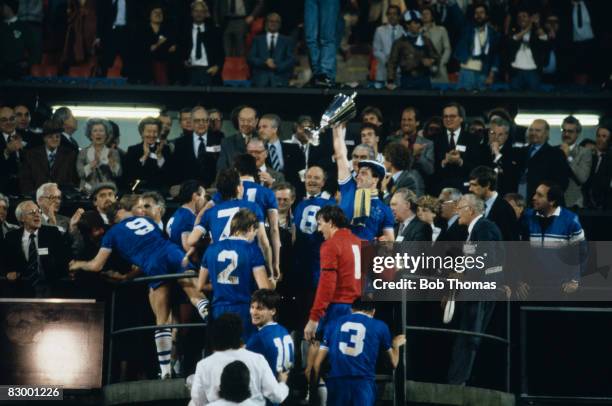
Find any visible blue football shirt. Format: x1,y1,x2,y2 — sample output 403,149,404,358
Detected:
166,207,196,247
321,312,392,379
247,322,295,373
212,179,278,213
202,237,266,307
101,216,174,269
195,199,264,242
338,176,394,241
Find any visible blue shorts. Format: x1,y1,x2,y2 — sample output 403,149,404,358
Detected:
326,377,377,406
316,303,352,340
212,303,256,342
145,244,191,290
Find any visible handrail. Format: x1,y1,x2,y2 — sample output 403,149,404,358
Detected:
106,271,203,385
404,325,510,344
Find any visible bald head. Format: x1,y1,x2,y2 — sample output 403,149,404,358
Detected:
528,119,550,145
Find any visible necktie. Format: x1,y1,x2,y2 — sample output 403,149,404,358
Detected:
387,176,395,193
398,222,406,237
27,233,39,277
269,144,280,171
449,132,456,150
577,3,583,29
196,26,203,60
528,145,537,158
269,34,276,55
595,153,603,173
391,26,396,42
48,151,56,168
197,135,206,159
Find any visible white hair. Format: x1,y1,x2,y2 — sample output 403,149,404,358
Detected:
15,200,36,222
36,182,59,202
462,194,485,215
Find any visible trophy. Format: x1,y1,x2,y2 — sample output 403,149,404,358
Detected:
306,92,357,146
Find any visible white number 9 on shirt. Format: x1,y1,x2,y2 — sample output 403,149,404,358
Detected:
126,218,155,235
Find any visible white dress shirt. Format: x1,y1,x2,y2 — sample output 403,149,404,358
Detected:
484,192,498,218
266,32,278,50
467,214,484,241
191,24,209,66
113,0,126,27
190,348,289,406
572,1,595,42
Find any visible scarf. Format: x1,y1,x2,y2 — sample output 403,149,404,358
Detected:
353,188,378,220
472,25,490,57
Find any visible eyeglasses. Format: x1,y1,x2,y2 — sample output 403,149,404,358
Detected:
24,209,42,216
0,116,16,123
193,118,209,124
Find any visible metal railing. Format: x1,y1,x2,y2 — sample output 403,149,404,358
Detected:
397,287,512,404
106,272,206,384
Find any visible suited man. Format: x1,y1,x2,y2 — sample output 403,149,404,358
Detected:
433,103,482,193
257,113,304,194
51,106,80,153
248,13,295,87
2,200,69,298
517,119,570,202
584,125,612,209
95,0,139,77
19,121,78,196
35,182,71,234
0,193,18,240
178,0,224,86
559,116,592,208
486,117,522,195
0,105,25,194
448,194,503,386
382,142,424,204
468,166,519,241
386,107,434,179
437,187,468,242
246,138,285,187
217,106,258,171
124,117,172,191
390,188,431,242
14,103,41,149
213,0,264,56
172,106,223,188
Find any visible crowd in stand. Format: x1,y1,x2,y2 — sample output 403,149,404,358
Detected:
1,0,610,89
0,96,610,403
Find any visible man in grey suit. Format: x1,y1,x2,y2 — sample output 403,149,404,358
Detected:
389,188,432,242
36,183,71,234
248,13,295,87
560,116,592,208
0,193,18,240
382,142,424,204
386,107,434,179
217,106,258,171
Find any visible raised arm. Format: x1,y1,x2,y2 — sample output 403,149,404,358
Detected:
333,125,351,181
69,247,112,273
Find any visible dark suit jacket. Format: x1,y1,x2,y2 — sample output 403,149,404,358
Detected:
518,142,571,200
172,131,224,187
124,142,172,190
384,169,425,205
248,33,295,83
178,22,224,69
0,133,23,194
433,128,482,193
217,133,254,171
60,133,80,154
487,195,520,241
266,141,305,196
19,146,78,195
396,217,432,241
96,0,140,41
466,217,504,289
507,27,550,70
488,142,522,195
1,225,70,295
584,150,612,209
437,218,468,242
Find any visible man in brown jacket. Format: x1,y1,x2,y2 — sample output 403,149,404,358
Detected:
19,121,78,196
386,10,439,90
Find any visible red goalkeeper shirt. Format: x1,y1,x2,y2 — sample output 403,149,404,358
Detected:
309,228,363,322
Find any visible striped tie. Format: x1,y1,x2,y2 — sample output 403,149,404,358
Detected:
48,151,56,169
27,233,38,277
269,144,281,171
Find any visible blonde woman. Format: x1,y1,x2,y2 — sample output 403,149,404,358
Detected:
416,195,441,242
76,118,122,192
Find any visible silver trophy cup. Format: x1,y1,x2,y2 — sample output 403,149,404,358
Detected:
306,92,357,146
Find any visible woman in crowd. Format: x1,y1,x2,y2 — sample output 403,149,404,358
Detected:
76,118,122,193
416,195,441,242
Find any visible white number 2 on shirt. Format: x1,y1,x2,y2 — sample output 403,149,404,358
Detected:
217,250,239,285
339,321,365,357
126,218,155,235
217,207,240,240
273,335,294,372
